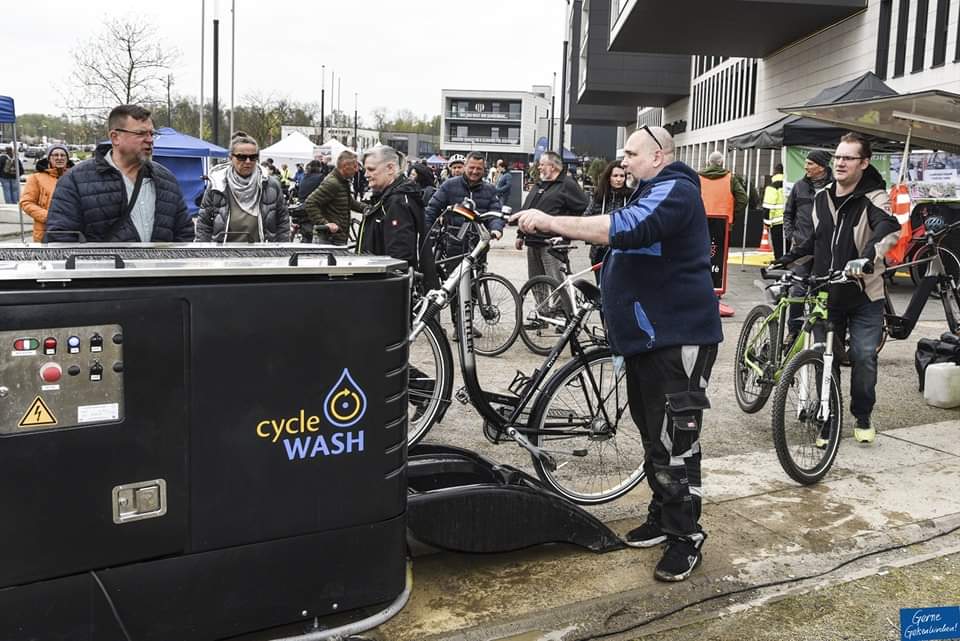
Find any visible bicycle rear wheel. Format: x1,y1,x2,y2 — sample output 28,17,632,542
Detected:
519,275,569,356
910,246,960,299
529,349,646,505
408,317,454,446
471,273,521,357
771,349,843,485
940,278,960,334
733,304,776,413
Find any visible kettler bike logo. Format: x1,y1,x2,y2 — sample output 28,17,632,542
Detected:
254,368,367,461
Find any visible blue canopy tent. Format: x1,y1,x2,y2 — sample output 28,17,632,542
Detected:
425,154,447,166
533,137,577,162
0,95,26,240
151,127,228,215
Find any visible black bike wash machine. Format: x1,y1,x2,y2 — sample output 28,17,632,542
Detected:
0,245,411,640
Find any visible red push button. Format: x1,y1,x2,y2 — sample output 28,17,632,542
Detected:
40,363,62,383
43,337,57,355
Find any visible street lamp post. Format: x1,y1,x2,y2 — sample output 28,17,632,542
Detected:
353,93,358,151
320,65,325,143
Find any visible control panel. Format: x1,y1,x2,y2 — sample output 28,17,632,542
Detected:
0,325,124,434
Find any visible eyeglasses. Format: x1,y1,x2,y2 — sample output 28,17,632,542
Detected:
641,124,663,151
834,155,864,164
114,128,161,138
232,153,259,162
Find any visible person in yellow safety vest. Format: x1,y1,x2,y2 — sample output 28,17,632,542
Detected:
698,151,748,227
763,163,786,259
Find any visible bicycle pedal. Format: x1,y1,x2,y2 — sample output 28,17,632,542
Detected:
454,386,470,405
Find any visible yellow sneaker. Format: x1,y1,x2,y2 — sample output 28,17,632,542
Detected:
854,423,876,443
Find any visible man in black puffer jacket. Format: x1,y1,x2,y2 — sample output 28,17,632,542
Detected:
46,105,193,242
424,151,505,254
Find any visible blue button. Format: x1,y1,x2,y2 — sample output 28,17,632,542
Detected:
67,336,81,348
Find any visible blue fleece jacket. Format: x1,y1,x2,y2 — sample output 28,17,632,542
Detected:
601,161,723,357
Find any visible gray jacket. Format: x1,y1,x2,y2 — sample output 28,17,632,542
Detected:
783,168,832,249
196,168,290,242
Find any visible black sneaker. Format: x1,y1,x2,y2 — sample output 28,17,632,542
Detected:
623,520,667,548
654,532,707,582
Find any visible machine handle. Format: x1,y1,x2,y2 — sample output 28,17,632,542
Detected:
288,251,337,267
64,254,126,270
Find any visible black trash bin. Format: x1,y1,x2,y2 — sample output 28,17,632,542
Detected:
0,245,410,641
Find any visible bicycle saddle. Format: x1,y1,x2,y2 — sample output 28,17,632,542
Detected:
573,278,602,306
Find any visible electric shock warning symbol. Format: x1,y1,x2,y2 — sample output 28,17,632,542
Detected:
323,368,368,428
18,396,58,428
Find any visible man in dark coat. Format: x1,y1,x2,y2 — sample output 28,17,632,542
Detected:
305,151,365,244
46,104,193,242
357,145,435,287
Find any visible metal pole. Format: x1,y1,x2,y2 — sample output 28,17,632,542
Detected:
337,77,341,116
740,147,751,269
559,40,568,158
212,19,220,148
199,0,205,138
229,0,235,136
12,122,24,242
353,93,358,151
320,65,325,142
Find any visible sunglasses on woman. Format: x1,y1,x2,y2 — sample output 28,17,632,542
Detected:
233,153,259,162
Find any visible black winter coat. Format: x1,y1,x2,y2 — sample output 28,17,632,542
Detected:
358,177,437,288
424,175,505,232
783,168,832,250
45,147,193,242
196,171,290,242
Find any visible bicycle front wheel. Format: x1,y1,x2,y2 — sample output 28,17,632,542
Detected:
733,304,776,413
940,277,960,334
408,317,454,446
771,349,843,485
529,349,646,505
471,273,521,357
519,275,568,356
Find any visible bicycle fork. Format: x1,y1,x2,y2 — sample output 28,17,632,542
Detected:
817,328,836,423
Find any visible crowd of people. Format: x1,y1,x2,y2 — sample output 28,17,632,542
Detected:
14,103,904,585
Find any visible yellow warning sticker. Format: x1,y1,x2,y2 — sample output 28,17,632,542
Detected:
18,396,58,428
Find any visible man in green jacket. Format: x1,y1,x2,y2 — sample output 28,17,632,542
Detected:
303,150,364,245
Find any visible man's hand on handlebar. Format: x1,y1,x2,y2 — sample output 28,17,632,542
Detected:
491,230,502,240
843,257,872,278
326,223,339,234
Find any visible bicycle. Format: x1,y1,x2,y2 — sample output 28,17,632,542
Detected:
769,273,852,485
733,267,831,413
409,205,645,505
517,239,605,355
882,217,960,340
429,204,521,357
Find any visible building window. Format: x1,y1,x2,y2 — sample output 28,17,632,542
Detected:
509,103,521,116
457,126,467,138
912,0,929,72
508,127,520,141
876,0,893,78
491,127,500,140
893,0,910,76
492,102,500,113
931,0,950,66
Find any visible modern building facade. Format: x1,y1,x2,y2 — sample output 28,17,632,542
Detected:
380,131,440,159
567,0,959,174
440,87,552,163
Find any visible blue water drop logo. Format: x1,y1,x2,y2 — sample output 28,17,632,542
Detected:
324,368,368,428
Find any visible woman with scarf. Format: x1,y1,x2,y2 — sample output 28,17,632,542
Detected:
20,144,73,242
196,131,289,242
585,161,631,280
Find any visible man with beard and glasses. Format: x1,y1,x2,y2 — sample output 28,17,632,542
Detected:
46,104,193,242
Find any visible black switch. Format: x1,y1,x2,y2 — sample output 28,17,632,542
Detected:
90,361,103,382
67,365,81,376
112,361,124,373
112,333,123,345
90,333,104,353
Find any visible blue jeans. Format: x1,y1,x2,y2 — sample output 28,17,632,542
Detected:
0,177,19,204
830,299,884,423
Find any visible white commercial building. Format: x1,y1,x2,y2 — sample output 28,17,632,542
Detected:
440,86,553,162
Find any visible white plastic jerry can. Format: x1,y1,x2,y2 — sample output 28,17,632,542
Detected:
923,362,960,409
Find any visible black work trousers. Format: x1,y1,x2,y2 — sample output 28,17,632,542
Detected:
625,344,718,538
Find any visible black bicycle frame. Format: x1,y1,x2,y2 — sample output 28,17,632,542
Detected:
455,264,612,441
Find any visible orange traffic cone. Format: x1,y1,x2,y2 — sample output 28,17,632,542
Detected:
759,226,772,253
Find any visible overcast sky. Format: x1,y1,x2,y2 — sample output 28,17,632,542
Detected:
4,0,567,123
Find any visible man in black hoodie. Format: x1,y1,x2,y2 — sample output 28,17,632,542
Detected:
776,133,899,444
357,145,435,286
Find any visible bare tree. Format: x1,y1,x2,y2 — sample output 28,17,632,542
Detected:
64,17,179,119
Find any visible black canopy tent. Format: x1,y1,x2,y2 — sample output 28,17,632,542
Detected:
728,72,899,150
